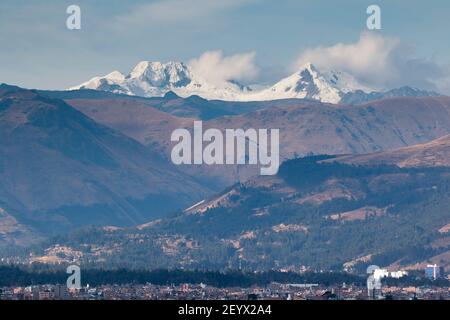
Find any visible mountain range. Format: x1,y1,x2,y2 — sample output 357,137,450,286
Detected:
60,92,450,189
1,81,450,273
71,61,439,104
24,139,450,272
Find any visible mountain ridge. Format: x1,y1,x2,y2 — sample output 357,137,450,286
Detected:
70,61,440,104
62,94,450,189
21,147,450,272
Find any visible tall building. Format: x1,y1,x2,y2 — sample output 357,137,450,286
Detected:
425,264,441,280
32,286,39,301
55,284,68,300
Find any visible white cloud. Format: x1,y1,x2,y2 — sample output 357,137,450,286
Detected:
188,50,259,85
294,32,450,93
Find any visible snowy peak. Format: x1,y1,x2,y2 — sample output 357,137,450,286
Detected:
272,62,343,102
72,70,128,95
71,61,196,97
247,63,375,103
104,70,125,82
70,60,248,99
128,61,192,88
70,61,438,104
75,70,125,89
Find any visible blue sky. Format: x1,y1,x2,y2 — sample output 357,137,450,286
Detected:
1,0,449,92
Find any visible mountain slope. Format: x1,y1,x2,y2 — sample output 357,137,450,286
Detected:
63,94,450,158
206,96,450,157
0,84,210,235
61,94,450,189
332,134,450,167
341,86,440,104
0,207,42,248
26,153,450,271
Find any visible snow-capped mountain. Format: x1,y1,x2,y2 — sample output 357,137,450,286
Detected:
71,61,251,101
71,61,438,104
75,70,129,95
245,63,375,103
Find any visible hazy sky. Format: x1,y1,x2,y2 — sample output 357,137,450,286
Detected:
1,0,450,93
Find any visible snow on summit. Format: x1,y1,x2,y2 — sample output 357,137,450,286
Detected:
246,63,375,103
70,61,379,103
70,60,251,100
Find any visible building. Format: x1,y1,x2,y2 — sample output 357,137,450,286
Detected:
425,264,443,280
55,284,68,300
389,270,408,279
32,286,40,300
39,290,52,300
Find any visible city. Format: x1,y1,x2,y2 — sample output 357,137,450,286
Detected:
1,264,449,300
1,281,449,301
